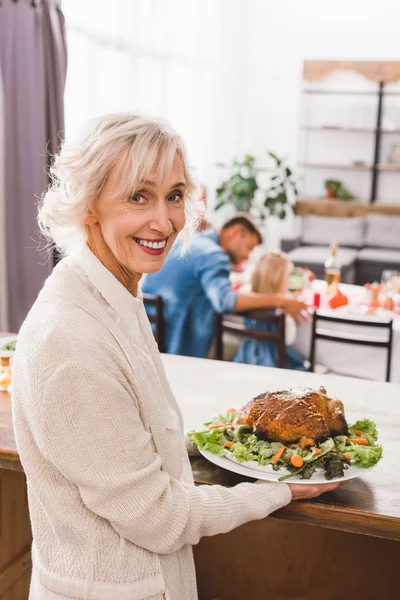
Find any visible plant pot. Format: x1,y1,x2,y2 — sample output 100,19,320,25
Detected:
326,189,337,200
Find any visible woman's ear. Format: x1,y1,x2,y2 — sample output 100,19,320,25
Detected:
84,208,98,225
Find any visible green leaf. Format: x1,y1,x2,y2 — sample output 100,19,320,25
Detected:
285,167,292,177
214,200,227,211
276,192,287,204
278,208,286,220
244,154,256,165
267,151,282,166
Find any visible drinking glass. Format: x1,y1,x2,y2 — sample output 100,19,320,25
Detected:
381,270,399,291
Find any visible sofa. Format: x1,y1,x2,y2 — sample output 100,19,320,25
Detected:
281,213,400,285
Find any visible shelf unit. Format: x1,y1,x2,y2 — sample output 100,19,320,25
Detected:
300,162,400,172
300,60,400,203
301,126,400,134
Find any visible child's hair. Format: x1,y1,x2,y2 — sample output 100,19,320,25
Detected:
251,251,293,295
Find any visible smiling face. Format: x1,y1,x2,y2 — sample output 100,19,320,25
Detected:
85,154,186,294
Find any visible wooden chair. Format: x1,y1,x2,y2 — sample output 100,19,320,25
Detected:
142,293,166,353
214,309,286,368
310,311,393,382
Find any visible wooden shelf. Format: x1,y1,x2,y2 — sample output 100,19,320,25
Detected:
300,162,372,171
301,60,400,203
301,162,400,172
303,89,378,96
304,89,400,97
301,126,400,134
377,163,400,171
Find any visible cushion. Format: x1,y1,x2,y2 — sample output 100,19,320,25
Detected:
365,214,400,250
301,216,365,248
357,247,400,265
288,245,358,268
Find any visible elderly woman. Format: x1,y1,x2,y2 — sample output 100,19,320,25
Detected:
12,114,341,600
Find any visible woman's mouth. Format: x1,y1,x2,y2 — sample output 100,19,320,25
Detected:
132,237,167,256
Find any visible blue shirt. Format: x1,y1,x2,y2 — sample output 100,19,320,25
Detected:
142,229,238,357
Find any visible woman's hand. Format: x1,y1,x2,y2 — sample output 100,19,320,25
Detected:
288,480,346,500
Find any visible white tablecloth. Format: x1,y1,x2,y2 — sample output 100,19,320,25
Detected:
293,281,400,384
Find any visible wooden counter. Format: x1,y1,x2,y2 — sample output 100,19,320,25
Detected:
164,355,400,542
0,390,31,599
1,354,400,599
163,355,400,599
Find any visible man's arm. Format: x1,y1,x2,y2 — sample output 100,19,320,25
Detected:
234,291,310,324
195,246,310,323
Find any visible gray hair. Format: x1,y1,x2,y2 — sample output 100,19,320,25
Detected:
38,113,202,255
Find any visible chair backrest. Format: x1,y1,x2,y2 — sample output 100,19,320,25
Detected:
142,293,166,353
310,310,394,382
215,308,286,368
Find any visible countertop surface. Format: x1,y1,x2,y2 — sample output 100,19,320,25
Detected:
1,349,400,540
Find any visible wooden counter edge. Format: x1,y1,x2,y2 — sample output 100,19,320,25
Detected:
272,500,400,542
2,449,399,541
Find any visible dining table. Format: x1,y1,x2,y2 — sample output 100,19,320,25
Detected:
1,350,400,599
230,275,400,383
294,279,400,383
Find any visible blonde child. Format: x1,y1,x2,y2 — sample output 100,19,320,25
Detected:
234,251,307,370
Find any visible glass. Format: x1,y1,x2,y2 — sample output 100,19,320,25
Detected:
0,355,12,391
324,241,341,295
380,270,399,290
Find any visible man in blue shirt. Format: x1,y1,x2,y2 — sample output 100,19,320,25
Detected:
142,214,308,357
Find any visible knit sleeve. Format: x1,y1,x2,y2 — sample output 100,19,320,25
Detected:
38,360,292,555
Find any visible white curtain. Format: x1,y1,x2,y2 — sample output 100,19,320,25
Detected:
63,0,247,199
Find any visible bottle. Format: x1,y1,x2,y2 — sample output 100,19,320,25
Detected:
324,241,341,295
0,355,12,391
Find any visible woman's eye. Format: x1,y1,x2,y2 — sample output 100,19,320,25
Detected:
130,194,146,204
169,192,184,203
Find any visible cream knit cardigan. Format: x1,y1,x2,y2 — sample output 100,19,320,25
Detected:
12,258,292,600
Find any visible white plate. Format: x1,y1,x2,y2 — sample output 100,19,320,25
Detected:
199,448,367,484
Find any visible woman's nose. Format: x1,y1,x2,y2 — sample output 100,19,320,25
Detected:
148,200,174,235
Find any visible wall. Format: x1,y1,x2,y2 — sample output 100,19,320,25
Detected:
63,1,400,246
242,0,400,161
232,0,400,246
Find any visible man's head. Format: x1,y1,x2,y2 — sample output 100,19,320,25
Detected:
219,214,263,265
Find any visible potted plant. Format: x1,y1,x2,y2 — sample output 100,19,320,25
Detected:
215,154,258,213
262,151,299,221
325,179,341,199
324,179,355,201
215,151,299,221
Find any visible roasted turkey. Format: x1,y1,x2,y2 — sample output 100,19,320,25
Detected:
234,386,348,446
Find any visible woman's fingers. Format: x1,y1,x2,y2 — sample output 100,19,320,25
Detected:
288,480,346,500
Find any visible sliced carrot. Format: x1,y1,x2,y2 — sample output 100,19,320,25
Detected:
225,441,235,448
209,422,233,430
347,438,368,445
271,445,286,463
227,408,236,414
313,448,322,456
344,453,351,460
291,455,304,468
352,429,363,437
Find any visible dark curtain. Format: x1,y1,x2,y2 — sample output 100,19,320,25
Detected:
0,0,67,332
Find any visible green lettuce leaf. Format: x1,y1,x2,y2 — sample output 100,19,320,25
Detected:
346,442,383,468
349,419,378,444
333,435,348,453
188,428,226,456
